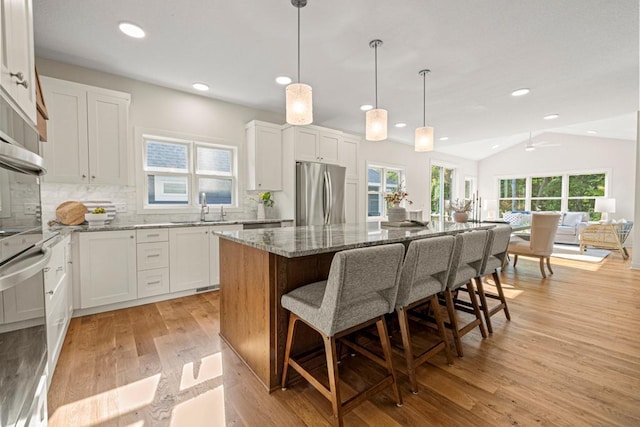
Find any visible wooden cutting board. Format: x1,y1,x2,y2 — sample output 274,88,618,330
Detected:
56,201,88,225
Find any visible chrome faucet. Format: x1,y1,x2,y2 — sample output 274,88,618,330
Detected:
219,205,227,221
200,192,209,221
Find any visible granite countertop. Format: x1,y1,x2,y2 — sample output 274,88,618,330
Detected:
216,221,498,258
49,218,293,233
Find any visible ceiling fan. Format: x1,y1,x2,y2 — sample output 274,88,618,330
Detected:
524,131,561,151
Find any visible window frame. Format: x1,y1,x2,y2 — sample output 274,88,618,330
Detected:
136,128,240,214
366,162,407,221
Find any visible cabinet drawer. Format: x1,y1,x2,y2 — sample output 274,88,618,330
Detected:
136,242,169,270
137,268,170,298
136,228,169,243
44,243,66,294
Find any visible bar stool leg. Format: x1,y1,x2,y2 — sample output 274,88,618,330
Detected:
396,307,418,394
281,313,298,390
474,277,493,334
430,295,453,365
444,290,464,357
324,335,343,427
466,281,487,338
492,271,511,320
376,318,403,407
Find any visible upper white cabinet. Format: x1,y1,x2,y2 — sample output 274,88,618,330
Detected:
246,120,282,191
78,230,137,309
289,126,340,164
169,227,210,293
339,134,360,180
40,77,130,185
0,0,36,124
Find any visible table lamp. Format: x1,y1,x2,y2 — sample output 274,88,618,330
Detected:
483,199,498,220
594,198,616,223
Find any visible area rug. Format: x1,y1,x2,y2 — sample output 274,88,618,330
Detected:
551,244,611,263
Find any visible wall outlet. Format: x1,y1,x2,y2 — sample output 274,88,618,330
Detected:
24,204,36,215
115,203,127,213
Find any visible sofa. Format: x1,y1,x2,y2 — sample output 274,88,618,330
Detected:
502,211,590,245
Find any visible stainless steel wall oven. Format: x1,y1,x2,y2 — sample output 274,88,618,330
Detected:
0,94,50,427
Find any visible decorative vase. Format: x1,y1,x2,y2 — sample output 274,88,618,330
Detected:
257,203,266,220
387,206,407,222
452,211,468,223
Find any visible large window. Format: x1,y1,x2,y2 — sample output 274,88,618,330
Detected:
142,134,237,209
497,172,607,219
431,165,454,221
367,164,406,218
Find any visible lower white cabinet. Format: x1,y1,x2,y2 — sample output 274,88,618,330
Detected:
169,227,210,292
44,235,72,385
2,273,43,323
78,230,137,309
209,225,243,287
137,268,170,298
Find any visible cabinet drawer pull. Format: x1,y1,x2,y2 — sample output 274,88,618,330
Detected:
92,175,96,179
147,254,160,258
16,79,28,88
43,267,50,272
46,290,54,295
56,266,64,272
130,236,134,239
147,280,161,285
82,174,87,178
10,71,24,80
147,234,160,237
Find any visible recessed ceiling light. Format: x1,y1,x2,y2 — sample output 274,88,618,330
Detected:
543,113,559,120
511,88,530,97
587,130,597,134
492,144,500,149
275,76,292,85
192,83,209,91
360,104,373,111
395,122,407,128
439,136,449,141
119,22,145,38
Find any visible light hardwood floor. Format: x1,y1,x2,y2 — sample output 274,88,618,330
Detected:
48,250,640,426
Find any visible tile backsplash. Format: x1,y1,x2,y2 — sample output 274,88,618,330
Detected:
41,183,286,226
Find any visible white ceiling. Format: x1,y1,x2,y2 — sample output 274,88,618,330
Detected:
33,0,639,160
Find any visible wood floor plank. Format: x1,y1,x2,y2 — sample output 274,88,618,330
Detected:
49,250,640,426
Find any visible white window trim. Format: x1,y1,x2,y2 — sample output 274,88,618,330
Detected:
135,127,241,215
495,168,611,213
429,160,458,221
366,161,408,221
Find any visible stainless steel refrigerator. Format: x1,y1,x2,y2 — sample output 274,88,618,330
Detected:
296,162,346,226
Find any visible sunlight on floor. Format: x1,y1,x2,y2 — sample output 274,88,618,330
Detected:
180,352,223,391
170,385,226,426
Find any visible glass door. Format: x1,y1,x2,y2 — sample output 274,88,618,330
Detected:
430,165,454,221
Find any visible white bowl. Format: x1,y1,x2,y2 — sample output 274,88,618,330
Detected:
85,213,108,226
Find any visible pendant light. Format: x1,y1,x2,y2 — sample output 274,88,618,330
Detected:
365,39,387,141
285,0,313,125
415,69,434,152
525,130,535,151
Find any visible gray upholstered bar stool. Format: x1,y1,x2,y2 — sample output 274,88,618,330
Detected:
474,226,512,334
281,244,405,427
443,230,490,357
395,235,456,394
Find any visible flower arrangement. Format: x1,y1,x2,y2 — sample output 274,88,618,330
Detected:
249,191,275,207
450,198,472,213
384,187,413,207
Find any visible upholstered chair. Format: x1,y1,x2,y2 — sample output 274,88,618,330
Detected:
443,230,490,357
507,213,561,278
281,244,405,427
395,235,456,394
474,226,512,333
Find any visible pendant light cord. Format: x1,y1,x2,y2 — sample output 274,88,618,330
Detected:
297,6,301,83
422,71,426,127
374,44,378,108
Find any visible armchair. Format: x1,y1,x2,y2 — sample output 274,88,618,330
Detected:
579,222,633,260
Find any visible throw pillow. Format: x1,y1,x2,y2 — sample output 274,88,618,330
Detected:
503,212,523,225
562,212,584,227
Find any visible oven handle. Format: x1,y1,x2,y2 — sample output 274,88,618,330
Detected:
0,246,51,292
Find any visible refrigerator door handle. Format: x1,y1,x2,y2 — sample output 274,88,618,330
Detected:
323,170,331,224
327,171,333,224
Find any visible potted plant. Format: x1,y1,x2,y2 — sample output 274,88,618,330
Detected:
85,207,108,226
250,192,275,220
384,187,413,222
450,198,472,223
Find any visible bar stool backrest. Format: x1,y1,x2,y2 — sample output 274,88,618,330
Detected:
480,226,512,275
319,243,405,336
447,230,490,290
396,236,456,308
530,213,561,256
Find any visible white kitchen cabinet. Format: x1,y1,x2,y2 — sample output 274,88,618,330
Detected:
246,120,282,191
2,273,42,323
136,228,170,298
40,77,130,185
291,126,340,164
136,241,169,271
137,268,169,299
339,135,360,180
209,224,243,288
346,180,360,224
0,0,36,124
78,230,137,309
169,227,210,292
44,235,71,385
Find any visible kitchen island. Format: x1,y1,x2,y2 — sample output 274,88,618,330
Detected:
217,221,494,391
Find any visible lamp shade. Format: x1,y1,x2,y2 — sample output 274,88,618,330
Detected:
414,126,434,152
286,83,313,125
594,198,616,213
366,108,388,141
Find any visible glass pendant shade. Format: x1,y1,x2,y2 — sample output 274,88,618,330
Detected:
286,83,313,125
414,126,434,152
366,108,387,141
